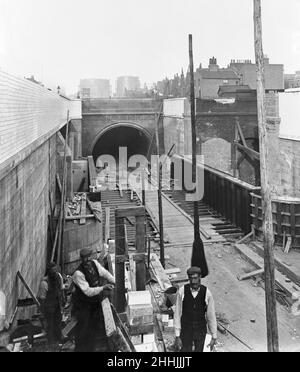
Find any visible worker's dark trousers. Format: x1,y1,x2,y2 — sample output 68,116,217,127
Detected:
44,305,62,344
75,304,105,352
180,324,207,352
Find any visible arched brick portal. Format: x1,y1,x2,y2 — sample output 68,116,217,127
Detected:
81,98,162,158
91,122,155,164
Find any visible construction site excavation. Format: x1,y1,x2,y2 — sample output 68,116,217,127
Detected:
1,0,300,355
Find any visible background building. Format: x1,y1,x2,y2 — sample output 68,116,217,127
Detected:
284,71,300,89
116,76,141,97
229,57,284,92
155,56,284,99
79,78,111,99
195,57,241,99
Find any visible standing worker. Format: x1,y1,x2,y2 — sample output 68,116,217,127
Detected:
38,262,65,346
174,266,218,352
72,248,115,352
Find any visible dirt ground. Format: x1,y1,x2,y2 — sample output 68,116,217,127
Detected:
165,240,300,352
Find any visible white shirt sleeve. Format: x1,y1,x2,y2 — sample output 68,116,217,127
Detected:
93,260,115,284
174,286,185,337
72,270,103,298
205,288,218,339
38,279,48,301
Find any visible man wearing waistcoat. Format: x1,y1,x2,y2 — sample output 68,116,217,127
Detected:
174,266,217,352
72,248,115,352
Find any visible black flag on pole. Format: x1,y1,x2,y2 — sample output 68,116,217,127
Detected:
191,230,208,278
188,34,209,278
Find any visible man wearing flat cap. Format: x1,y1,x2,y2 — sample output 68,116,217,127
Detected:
174,266,217,352
72,248,115,352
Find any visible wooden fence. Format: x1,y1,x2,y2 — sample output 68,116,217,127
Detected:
251,193,300,249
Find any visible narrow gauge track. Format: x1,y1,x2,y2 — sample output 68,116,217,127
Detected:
163,187,244,240
100,183,158,245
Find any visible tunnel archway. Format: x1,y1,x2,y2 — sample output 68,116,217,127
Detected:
91,122,154,165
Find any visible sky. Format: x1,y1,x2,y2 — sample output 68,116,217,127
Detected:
1,0,300,94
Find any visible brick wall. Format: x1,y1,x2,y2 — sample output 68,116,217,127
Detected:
0,70,81,332
0,70,81,167
0,134,57,330
163,94,279,187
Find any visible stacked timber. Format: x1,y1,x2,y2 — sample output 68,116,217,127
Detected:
127,291,158,352
62,192,103,275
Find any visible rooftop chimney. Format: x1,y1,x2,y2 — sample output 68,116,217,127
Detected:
209,57,219,71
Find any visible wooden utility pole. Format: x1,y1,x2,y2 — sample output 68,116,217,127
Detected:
114,206,146,313
253,0,279,352
115,213,126,313
189,34,200,235
141,169,146,206
155,111,165,268
57,111,70,274
188,34,208,277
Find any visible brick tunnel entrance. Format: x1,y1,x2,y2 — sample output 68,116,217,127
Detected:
92,124,154,166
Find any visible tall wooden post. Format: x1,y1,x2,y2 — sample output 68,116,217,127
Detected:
188,34,208,277
115,206,146,313
136,212,146,290
141,169,146,206
188,35,200,234
253,0,279,352
155,113,165,268
115,213,126,313
57,111,70,274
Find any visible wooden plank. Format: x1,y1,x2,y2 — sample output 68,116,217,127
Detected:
235,243,300,297
114,215,126,313
136,214,146,291
116,206,145,218
105,207,110,243
237,230,254,244
63,214,94,221
237,269,264,281
277,203,282,236
62,318,78,338
253,194,259,230
235,142,260,160
88,156,97,187
111,305,136,352
236,120,247,148
56,174,62,195
284,237,292,254
150,253,172,291
162,191,212,240
129,254,137,291
147,283,167,352
252,241,300,287
107,253,114,275
79,194,86,225
129,323,154,336
17,272,40,309
102,297,117,338
65,205,72,217
290,204,296,240
117,183,123,198
86,198,102,223
165,268,181,275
